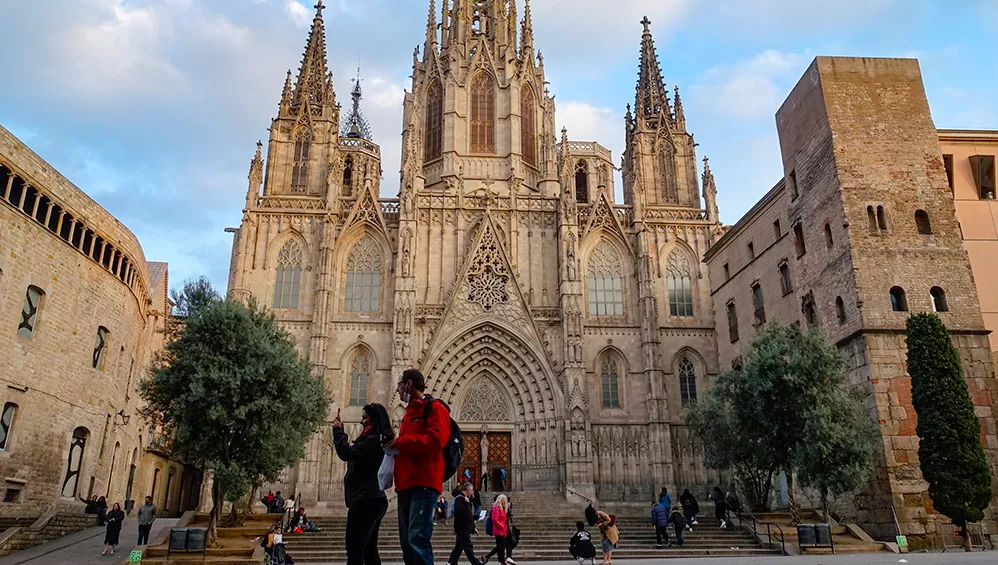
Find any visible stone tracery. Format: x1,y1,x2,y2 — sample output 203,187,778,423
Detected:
461,377,510,422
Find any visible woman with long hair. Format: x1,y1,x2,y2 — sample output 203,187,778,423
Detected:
333,403,395,565
101,502,125,555
482,494,516,565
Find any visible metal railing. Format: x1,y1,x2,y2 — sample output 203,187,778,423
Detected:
734,506,787,556
940,522,992,551
565,487,594,506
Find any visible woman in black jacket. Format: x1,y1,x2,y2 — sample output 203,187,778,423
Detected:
101,502,125,555
333,403,394,565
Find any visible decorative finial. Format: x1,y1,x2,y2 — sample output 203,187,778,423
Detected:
641,16,652,33
314,0,324,18
703,156,710,168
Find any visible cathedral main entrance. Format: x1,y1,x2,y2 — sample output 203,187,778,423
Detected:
460,431,513,491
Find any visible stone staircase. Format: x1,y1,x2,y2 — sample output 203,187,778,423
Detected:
0,513,97,556
283,493,783,563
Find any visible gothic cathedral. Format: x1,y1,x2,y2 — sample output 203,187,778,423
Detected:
227,1,724,507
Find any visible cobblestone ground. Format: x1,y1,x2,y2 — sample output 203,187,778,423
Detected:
0,518,178,565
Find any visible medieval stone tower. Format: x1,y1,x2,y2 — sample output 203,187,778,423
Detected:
227,1,723,507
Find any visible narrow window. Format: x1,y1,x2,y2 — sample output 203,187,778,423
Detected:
969,155,996,199
835,296,846,325
344,236,383,313
273,239,304,310
92,326,109,370
867,206,878,232
17,286,44,339
61,427,89,498
773,219,782,240
678,356,697,406
667,251,694,318
575,160,589,204
600,356,621,409
424,79,443,162
802,292,817,327
342,156,354,196
470,73,496,154
723,263,730,280
877,206,888,231
931,286,948,312
747,242,755,260
788,169,799,199
151,468,160,499
890,286,908,312
727,302,739,343
521,87,537,167
915,210,932,235
794,223,806,257
587,241,625,317
942,154,954,192
779,262,793,295
0,402,17,451
348,350,370,406
824,223,833,250
291,128,311,192
659,146,678,204
752,283,766,324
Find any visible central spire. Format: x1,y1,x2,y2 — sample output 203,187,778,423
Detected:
292,1,332,110
635,15,670,123
341,68,372,140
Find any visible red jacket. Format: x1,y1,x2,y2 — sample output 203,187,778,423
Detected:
393,396,450,493
490,506,508,537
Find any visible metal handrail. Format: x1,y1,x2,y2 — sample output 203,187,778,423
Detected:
565,487,595,506
734,506,786,556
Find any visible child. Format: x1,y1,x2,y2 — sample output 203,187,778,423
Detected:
569,521,597,565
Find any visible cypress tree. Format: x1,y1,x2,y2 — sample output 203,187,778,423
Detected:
906,313,993,551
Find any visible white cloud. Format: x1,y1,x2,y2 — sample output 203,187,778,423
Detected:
689,50,810,120
556,101,626,200
286,1,311,28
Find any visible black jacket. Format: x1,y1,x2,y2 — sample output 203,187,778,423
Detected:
333,427,387,506
570,530,596,558
669,510,686,530
680,491,699,515
585,504,597,526
453,494,476,535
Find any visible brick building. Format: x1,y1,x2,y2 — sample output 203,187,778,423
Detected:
0,124,199,522
704,57,998,542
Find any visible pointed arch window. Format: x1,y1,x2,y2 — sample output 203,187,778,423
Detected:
344,236,383,313
342,156,354,196
273,239,304,310
348,350,370,406
678,356,697,405
470,73,496,154
424,79,443,162
587,241,625,317
61,427,89,498
291,128,311,192
521,87,537,167
667,251,694,318
600,355,621,409
659,144,678,204
575,160,589,203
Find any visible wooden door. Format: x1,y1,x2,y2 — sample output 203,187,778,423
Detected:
487,433,512,490
461,432,482,489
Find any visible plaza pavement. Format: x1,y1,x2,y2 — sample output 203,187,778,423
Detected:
0,517,178,565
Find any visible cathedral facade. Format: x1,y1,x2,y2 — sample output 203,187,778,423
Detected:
226,1,723,507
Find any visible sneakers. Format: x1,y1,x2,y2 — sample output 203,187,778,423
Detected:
101,550,107,555
505,558,518,565
110,550,115,555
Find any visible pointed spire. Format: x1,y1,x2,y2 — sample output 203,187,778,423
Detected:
521,0,534,55
507,0,518,56
292,1,332,110
702,156,719,222
635,16,671,124
247,141,264,207
674,85,686,130
425,0,438,54
440,0,450,49
279,69,293,112
341,68,373,140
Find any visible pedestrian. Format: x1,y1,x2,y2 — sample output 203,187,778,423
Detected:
679,489,699,530
482,494,514,565
472,489,482,520
595,510,618,565
447,482,482,565
284,493,296,526
137,495,157,545
668,507,686,547
711,486,728,529
271,491,285,514
651,500,669,547
389,369,451,565
499,468,507,491
569,521,596,565
80,495,98,517
482,472,489,492
333,403,394,565
436,495,448,526
95,496,108,526
658,487,671,514
101,502,125,555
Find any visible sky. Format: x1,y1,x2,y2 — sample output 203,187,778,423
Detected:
1,0,996,293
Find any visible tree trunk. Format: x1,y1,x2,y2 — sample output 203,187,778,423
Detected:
229,496,239,526
786,470,800,525
820,486,829,522
207,479,221,548
962,524,973,552
244,483,259,521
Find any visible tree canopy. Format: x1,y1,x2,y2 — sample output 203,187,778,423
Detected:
169,276,223,319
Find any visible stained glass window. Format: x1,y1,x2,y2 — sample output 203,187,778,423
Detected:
273,239,304,310
344,236,382,313
291,128,311,192
348,351,370,407
521,87,537,167
587,241,624,317
667,252,694,318
601,356,620,409
425,80,443,162
679,357,697,405
470,73,495,154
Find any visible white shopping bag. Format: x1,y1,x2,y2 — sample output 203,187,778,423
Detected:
378,452,395,491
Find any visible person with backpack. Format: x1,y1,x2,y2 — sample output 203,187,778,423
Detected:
447,482,482,565
569,521,596,565
481,494,515,565
668,507,686,547
651,500,669,547
389,369,454,565
679,489,699,530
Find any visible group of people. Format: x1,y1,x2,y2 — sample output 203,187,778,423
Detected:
261,491,319,534
446,483,520,565
651,487,699,547
80,495,158,556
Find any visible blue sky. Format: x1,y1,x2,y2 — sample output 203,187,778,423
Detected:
1,0,996,293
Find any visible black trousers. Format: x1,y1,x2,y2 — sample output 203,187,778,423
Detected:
448,532,481,565
655,525,669,545
345,497,389,565
484,535,507,562
137,524,152,545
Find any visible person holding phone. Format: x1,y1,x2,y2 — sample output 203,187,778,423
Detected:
333,404,394,565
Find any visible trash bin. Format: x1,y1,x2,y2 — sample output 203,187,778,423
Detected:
815,523,832,546
797,524,816,546
169,528,189,551
186,528,207,551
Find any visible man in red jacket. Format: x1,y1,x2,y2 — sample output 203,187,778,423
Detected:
390,369,450,565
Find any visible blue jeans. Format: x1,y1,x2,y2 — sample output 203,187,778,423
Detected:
397,487,438,565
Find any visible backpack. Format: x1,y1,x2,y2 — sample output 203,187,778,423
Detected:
485,514,494,536
422,398,464,481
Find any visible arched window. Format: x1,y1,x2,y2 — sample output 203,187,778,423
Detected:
867,206,877,232
273,239,304,310
931,286,948,312
342,156,354,196
18,285,44,339
521,87,537,167
348,350,370,406
600,355,621,409
291,128,311,192
915,210,932,235
824,223,834,250
890,286,908,312
344,236,383,313
0,402,18,451
61,427,89,498
835,296,846,325
659,144,678,204
678,356,697,405
470,73,495,154
877,206,888,231
92,326,109,370
667,251,694,318
575,160,589,204
587,241,625,317
424,79,443,162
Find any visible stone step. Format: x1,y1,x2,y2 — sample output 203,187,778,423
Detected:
286,547,784,563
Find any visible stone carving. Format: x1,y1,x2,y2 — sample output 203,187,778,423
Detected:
462,378,511,422
466,224,510,312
